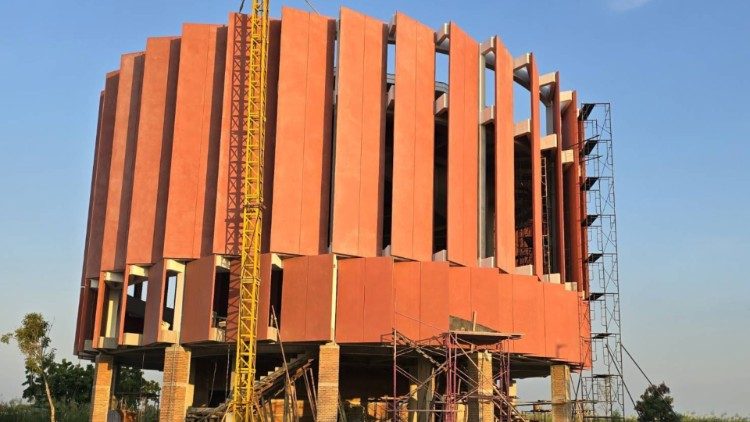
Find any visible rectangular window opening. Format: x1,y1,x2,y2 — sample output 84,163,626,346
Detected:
435,52,449,86
382,111,394,251
483,65,495,108
480,122,496,259
212,270,230,329
514,135,533,267
513,82,530,123
162,274,177,329
433,117,448,253
123,277,147,335
386,43,396,76
269,266,284,328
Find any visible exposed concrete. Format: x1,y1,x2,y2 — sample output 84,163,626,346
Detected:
467,351,494,422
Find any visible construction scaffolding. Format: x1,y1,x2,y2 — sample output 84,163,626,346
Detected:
387,330,526,422
575,102,626,418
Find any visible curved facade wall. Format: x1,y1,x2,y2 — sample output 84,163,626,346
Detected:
75,7,590,368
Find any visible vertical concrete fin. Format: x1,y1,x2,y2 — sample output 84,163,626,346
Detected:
391,12,435,262
101,52,145,272
331,8,387,257
127,37,181,265
447,23,479,267
529,54,543,277
163,24,227,260
270,8,336,256
494,38,515,274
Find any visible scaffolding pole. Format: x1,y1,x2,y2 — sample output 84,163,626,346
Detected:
575,102,626,419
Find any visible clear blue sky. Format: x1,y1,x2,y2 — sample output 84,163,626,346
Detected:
1,0,748,415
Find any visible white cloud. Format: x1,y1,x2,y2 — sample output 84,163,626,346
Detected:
608,0,653,12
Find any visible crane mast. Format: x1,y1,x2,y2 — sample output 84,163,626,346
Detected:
233,0,270,420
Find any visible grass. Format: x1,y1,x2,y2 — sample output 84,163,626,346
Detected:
0,400,159,422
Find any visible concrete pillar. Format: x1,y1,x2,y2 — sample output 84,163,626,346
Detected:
467,351,494,422
408,357,435,422
551,364,572,422
317,342,340,422
509,380,518,406
90,354,115,421
160,345,193,422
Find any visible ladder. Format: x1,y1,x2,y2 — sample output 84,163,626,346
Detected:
233,0,270,420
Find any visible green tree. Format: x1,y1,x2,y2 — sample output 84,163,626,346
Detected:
23,358,93,405
1,313,57,422
115,366,161,408
635,382,679,422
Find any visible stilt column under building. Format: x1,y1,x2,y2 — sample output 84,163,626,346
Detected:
551,364,572,422
408,356,435,422
467,351,494,422
160,345,193,422
317,342,340,422
90,353,115,421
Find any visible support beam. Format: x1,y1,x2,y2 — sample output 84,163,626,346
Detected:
317,342,340,422
551,364,572,422
160,345,193,422
467,351,494,422
90,354,115,421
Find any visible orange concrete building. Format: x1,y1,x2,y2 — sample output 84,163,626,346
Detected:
75,7,591,421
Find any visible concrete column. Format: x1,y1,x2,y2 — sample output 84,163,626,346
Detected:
407,358,435,422
317,342,340,422
467,351,494,422
551,364,572,422
160,345,193,422
509,380,518,406
90,354,115,421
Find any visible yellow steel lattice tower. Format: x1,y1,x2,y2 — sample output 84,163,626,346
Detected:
233,0,270,420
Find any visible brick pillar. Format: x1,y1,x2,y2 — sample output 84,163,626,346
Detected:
467,351,494,422
160,345,193,422
317,342,340,422
551,364,572,422
90,354,115,421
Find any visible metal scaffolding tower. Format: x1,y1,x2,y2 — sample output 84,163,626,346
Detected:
577,102,626,418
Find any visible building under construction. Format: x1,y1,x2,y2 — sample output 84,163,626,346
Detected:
74,6,624,421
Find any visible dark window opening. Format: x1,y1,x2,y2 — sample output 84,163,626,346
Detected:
123,278,147,335
84,283,97,342
563,167,573,280
514,135,533,267
481,123,496,259
269,266,284,328
212,270,229,329
433,118,448,253
541,149,559,274
382,111,394,251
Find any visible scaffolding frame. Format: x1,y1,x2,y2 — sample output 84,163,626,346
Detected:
386,330,526,422
575,102,626,418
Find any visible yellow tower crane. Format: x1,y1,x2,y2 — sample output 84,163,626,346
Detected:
233,0,270,420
